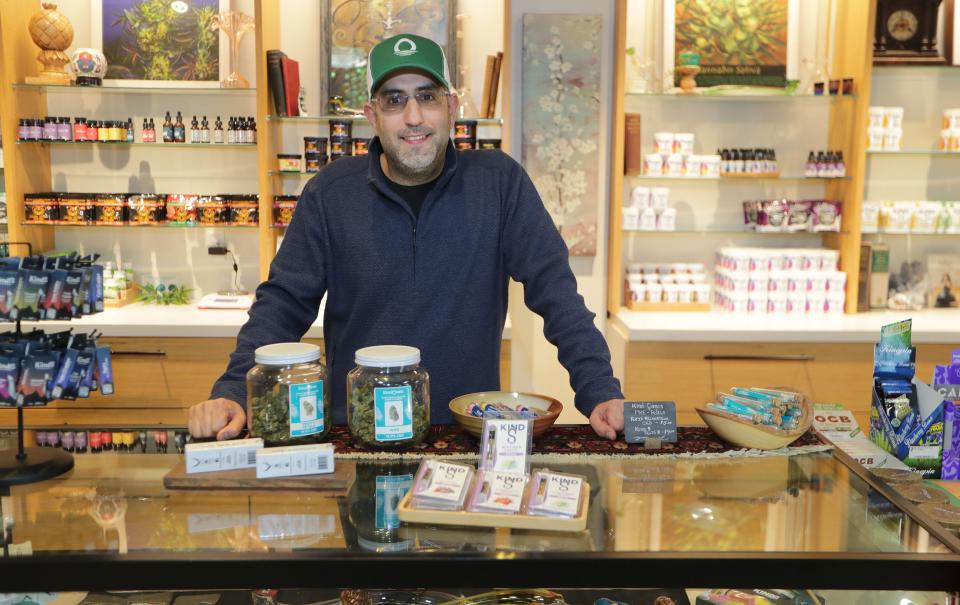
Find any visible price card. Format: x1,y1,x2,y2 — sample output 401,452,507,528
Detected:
623,401,677,444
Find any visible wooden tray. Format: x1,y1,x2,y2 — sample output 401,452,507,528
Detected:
163,459,355,494
627,302,711,312
397,483,589,532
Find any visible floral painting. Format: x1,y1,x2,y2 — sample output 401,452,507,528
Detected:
522,14,601,256
674,0,788,87
99,0,220,82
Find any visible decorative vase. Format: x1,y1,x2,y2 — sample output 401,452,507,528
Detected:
26,2,73,85
69,48,107,86
677,64,700,94
212,11,255,89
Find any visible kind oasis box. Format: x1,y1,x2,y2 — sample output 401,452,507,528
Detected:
869,320,946,478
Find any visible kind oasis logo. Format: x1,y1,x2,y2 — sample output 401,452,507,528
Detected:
440,463,469,481
394,38,418,57
500,421,528,444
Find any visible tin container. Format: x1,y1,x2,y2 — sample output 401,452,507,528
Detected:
478,139,501,150
278,154,302,173
353,138,370,155
273,195,298,227
94,193,127,225
454,120,478,141
330,136,353,161
329,120,352,139
304,153,325,173
304,136,328,154
455,139,476,150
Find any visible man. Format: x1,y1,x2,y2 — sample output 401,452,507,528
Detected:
188,33,625,441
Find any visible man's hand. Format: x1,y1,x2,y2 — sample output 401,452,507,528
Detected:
589,398,625,440
188,398,246,441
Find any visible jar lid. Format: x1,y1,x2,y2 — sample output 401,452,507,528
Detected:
355,345,420,368
255,342,321,365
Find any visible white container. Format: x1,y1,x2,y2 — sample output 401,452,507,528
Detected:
684,154,702,177
660,274,676,285
950,129,960,152
639,207,657,230
646,283,664,303
943,108,960,129
674,132,695,156
748,275,769,293
767,298,788,314
688,262,706,274
631,186,652,208
644,153,664,176
658,263,676,274
799,250,820,271
654,132,674,155
824,296,845,314
641,273,659,284
628,282,647,303
672,272,692,285
622,206,640,231
886,106,904,129
940,129,952,151
786,294,807,314
820,249,840,271
786,272,805,293
666,153,685,177
747,294,768,314
690,273,707,284
826,271,847,293
884,127,902,151
677,283,695,304
693,284,711,304
186,438,264,474
869,106,886,129
626,262,644,275
657,207,677,231
768,272,790,295
807,273,828,293
641,262,659,274
806,295,826,314
651,187,670,210
783,250,805,272
867,127,885,151
861,200,881,233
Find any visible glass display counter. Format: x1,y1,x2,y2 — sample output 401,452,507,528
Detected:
0,449,958,594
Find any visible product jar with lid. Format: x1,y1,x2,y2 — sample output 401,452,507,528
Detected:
330,136,354,160
347,345,430,449
247,342,331,445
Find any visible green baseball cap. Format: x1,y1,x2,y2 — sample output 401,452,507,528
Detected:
367,33,451,96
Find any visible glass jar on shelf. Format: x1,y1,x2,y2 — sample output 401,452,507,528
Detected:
247,342,330,446
347,345,430,449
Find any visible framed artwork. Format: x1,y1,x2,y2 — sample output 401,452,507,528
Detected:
91,0,230,88
521,14,602,256
326,0,456,109
663,0,799,88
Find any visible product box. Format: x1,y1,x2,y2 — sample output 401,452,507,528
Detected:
255,442,335,479
696,589,824,605
185,437,263,474
869,244,890,308
813,404,909,470
869,320,946,478
933,348,960,480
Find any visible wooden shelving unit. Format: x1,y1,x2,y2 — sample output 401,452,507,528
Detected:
606,0,878,316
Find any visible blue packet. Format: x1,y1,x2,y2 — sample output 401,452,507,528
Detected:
50,347,78,400
0,350,19,407
78,345,97,397
78,267,93,315
91,264,104,313
95,346,114,395
17,347,59,406
11,269,48,322
64,346,94,400
0,270,17,321
43,269,67,320
61,271,82,319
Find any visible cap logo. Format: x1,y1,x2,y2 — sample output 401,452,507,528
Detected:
393,38,418,57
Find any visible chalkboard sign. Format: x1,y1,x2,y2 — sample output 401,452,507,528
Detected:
624,401,678,444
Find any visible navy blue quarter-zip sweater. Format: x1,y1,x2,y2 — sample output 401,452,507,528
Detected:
211,138,623,424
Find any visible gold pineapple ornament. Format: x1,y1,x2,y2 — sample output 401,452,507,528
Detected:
26,2,74,85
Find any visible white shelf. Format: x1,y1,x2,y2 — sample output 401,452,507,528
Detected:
612,308,960,343
12,302,512,339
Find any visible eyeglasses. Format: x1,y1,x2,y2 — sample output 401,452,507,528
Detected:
375,88,448,113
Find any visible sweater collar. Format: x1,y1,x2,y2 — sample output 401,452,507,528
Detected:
367,136,459,203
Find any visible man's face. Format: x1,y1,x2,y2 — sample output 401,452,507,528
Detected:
364,71,459,185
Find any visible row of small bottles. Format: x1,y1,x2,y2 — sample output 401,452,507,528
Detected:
719,148,779,175
34,429,191,453
141,112,257,144
805,150,846,178
18,116,135,143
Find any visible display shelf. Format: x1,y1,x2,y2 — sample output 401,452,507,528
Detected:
624,229,840,235
15,141,257,149
266,114,504,126
627,92,855,102
867,150,960,156
12,82,256,96
22,223,258,229
626,175,850,182
268,170,317,177
862,231,960,236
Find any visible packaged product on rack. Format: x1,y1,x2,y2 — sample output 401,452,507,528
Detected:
410,459,474,511
167,194,199,225
273,196,297,227
23,193,58,224
58,193,95,225
0,268,17,321
94,193,127,225
12,257,49,321
466,470,528,514
227,194,259,226
524,469,586,518
127,194,165,225
197,195,229,225
479,417,533,474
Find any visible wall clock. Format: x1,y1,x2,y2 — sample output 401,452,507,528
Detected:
874,0,946,63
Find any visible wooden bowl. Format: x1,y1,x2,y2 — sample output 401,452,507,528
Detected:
696,390,812,450
448,391,563,438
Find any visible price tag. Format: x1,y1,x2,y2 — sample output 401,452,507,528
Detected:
623,401,677,445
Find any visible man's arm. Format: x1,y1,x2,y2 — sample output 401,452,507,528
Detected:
207,179,329,410
499,158,625,430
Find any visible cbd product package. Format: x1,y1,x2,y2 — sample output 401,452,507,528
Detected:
95,345,114,395
0,269,18,321
12,269,49,321
17,347,60,406
0,347,20,406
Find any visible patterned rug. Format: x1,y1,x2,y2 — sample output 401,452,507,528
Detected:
327,424,827,460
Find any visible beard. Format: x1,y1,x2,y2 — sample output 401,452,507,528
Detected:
379,127,448,185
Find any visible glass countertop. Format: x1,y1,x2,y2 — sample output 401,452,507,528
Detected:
1,451,959,591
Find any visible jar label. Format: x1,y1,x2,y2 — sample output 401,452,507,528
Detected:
289,380,324,437
375,474,412,530
374,385,414,441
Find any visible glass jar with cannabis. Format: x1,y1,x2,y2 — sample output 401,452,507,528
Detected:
347,345,430,449
246,343,330,445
